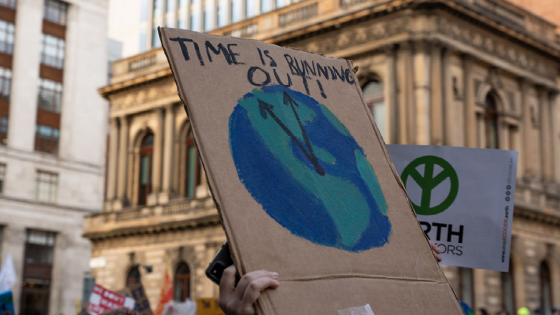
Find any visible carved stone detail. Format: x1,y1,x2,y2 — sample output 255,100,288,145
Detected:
110,81,178,111
437,17,557,81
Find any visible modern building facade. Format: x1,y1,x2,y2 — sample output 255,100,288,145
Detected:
108,0,299,58
85,0,560,314
0,0,109,314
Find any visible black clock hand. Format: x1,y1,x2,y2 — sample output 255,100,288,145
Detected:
257,98,325,176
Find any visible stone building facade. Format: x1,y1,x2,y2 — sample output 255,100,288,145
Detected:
84,0,560,314
0,0,109,314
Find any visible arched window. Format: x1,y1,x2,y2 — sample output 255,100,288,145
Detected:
185,129,200,198
483,93,499,149
174,262,191,302
539,261,552,315
362,79,385,139
126,265,141,287
138,133,154,205
458,268,474,308
502,259,515,315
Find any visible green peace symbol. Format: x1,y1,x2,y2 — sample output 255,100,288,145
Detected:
401,155,459,215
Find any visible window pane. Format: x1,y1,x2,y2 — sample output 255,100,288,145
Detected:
141,156,149,185
0,0,17,9
261,0,271,14
362,81,383,98
179,0,188,8
217,0,227,27
231,0,241,23
0,164,5,193
373,102,385,139
139,32,147,53
167,0,175,12
204,1,214,31
275,0,284,9
43,0,68,25
190,11,200,32
153,0,163,17
0,20,15,55
152,27,161,48
140,0,149,21
245,0,256,18
38,79,63,113
0,66,12,99
41,34,65,69
36,172,57,203
178,17,187,29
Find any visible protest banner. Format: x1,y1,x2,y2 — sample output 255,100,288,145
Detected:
387,145,518,271
158,28,463,315
197,298,224,315
120,283,153,315
0,255,16,293
87,284,135,315
0,291,14,315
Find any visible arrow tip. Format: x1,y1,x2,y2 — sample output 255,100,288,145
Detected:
283,91,297,107
258,98,273,119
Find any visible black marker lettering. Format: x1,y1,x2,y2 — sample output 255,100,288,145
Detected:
247,66,271,86
264,50,277,67
257,48,265,66
316,80,327,99
345,68,355,85
273,69,292,87
317,63,329,80
227,44,245,65
205,41,233,64
329,66,345,82
169,37,204,65
303,60,316,76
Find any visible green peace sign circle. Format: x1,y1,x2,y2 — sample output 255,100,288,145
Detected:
401,155,459,216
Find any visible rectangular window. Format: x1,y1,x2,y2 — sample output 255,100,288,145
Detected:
0,164,5,193
0,117,7,145
20,230,56,315
166,0,175,12
40,34,65,69
151,27,161,48
35,171,58,202
231,0,241,23
0,0,17,9
153,0,163,17
43,0,68,25
179,0,188,8
0,20,15,55
260,0,271,14
0,67,11,99
140,0,149,22
217,0,227,27
38,79,63,113
275,0,284,9
178,17,187,29
204,1,214,31
139,32,147,53
190,11,200,32
245,0,256,19
35,125,59,154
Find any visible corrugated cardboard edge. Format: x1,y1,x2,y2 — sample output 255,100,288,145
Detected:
344,59,463,314
158,27,461,315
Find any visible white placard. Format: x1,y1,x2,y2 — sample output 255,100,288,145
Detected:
387,145,517,272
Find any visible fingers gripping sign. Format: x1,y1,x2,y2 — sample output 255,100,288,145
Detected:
219,266,279,315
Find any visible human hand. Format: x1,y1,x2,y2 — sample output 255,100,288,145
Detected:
218,265,279,315
430,241,442,262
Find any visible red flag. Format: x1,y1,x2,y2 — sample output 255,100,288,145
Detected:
155,259,173,315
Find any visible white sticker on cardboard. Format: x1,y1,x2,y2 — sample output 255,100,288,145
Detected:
338,304,375,315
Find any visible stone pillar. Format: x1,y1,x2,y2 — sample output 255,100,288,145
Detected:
520,80,535,177
152,109,164,194
413,41,431,145
7,0,43,151
396,42,412,144
539,88,552,182
106,118,120,203
473,268,486,310
160,104,176,203
463,55,476,148
385,46,397,144
431,44,443,145
552,93,560,183
442,48,458,146
116,115,130,209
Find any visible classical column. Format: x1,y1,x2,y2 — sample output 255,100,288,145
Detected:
160,104,176,203
442,47,460,146
431,44,443,145
552,93,560,183
520,80,533,177
116,115,130,207
463,55,476,148
396,42,412,144
152,108,164,194
413,41,431,145
106,118,120,202
385,46,397,144
539,88,552,182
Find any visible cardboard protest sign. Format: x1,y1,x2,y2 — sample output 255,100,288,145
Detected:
197,298,224,315
87,284,135,315
0,291,14,315
159,28,463,315
388,145,518,271
119,283,153,315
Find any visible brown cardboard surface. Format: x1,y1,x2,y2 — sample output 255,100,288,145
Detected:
159,27,463,315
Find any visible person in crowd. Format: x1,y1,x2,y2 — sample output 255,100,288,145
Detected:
218,242,443,315
478,308,489,315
